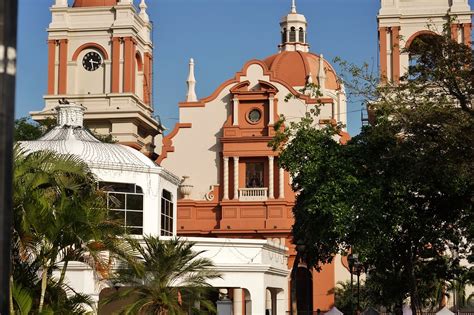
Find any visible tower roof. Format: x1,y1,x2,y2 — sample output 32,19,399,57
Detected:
73,0,118,7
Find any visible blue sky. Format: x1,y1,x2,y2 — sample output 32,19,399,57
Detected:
14,0,472,136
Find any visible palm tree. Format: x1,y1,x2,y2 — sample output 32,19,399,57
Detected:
11,146,123,313
102,236,221,315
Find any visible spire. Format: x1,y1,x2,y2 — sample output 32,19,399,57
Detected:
139,0,149,22
291,0,296,13
186,58,197,102
318,54,327,93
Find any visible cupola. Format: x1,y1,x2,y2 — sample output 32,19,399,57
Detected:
279,0,309,53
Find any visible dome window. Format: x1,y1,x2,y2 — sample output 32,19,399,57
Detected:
282,28,287,44
299,27,305,43
290,27,296,42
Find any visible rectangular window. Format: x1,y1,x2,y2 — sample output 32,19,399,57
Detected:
101,181,144,235
161,189,174,236
246,162,264,188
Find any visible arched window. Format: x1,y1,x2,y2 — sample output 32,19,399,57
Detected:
290,27,296,42
407,33,438,78
161,190,174,236
100,182,144,235
299,27,305,43
282,28,287,44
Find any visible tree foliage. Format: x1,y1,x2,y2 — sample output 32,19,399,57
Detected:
272,26,473,312
101,236,221,315
11,146,123,314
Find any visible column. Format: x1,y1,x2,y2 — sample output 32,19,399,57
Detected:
232,98,239,125
233,288,243,315
451,23,459,41
463,23,472,47
223,157,229,200
268,156,274,199
131,41,137,93
143,52,151,104
379,27,387,83
111,37,121,93
268,95,274,125
391,26,400,84
279,167,284,199
233,156,239,200
58,39,68,94
47,40,56,95
270,290,277,315
123,37,134,92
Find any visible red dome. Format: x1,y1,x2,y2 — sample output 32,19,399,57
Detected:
73,0,118,7
263,51,340,90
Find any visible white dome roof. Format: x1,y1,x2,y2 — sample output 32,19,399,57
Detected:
20,104,158,171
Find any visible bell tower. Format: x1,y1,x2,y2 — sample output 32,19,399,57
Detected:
378,0,472,84
31,0,162,155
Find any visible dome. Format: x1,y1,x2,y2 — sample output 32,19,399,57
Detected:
73,0,118,7
263,51,341,90
20,104,158,171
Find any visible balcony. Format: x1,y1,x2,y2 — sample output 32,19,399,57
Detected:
239,187,268,201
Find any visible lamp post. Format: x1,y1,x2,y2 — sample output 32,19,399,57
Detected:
354,261,364,313
0,1,18,314
347,253,358,315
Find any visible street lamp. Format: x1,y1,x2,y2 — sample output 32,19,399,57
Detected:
348,253,358,315
348,253,364,314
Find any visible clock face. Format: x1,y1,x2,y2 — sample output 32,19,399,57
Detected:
82,51,102,71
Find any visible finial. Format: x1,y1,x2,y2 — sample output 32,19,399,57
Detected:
139,0,149,22
53,0,68,7
318,54,326,93
56,102,85,128
291,0,297,13
186,58,197,102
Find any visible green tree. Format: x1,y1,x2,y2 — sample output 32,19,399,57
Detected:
14,116,116,143
271,27,473,313
101,236,221,315
13,118,46,141
11,146,123,313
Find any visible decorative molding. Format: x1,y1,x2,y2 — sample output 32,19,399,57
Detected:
71,42,110,61
156,123,192,164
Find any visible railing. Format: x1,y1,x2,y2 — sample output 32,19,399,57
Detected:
239,187,268,201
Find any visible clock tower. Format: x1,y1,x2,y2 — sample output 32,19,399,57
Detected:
31,0,162,155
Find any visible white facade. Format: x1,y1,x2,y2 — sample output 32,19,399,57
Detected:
58,238,289,314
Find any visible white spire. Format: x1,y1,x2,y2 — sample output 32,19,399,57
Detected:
318,54,326,93
291,0,297,13
139,0,149,22
53,0,68,7
186,58,197,102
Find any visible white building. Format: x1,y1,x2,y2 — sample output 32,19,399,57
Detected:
20,103,290,314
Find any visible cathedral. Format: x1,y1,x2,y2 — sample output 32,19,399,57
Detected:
26,0,472,314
